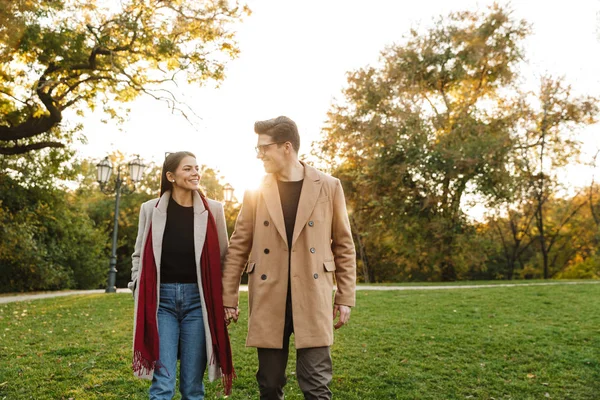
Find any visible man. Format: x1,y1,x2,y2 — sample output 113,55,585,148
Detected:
222,116,357,399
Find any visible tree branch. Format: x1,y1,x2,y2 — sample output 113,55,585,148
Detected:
0,141,65,155
0,89,28,105
0,72,63,142
546,197,585,254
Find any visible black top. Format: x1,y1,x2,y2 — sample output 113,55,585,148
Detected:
160,196,197,283
277,179,304,319
277,179,304,249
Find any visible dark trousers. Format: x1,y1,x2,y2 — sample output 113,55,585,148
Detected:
256,300,332,400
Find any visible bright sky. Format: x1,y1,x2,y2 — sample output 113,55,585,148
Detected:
74,0,600,201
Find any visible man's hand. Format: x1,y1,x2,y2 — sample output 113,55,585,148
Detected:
224,306,239,326
333,304,351,329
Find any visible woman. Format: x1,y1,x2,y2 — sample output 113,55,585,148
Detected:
129,151,235,399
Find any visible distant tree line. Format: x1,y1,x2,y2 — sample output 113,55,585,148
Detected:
2,4,599,291
314,5,600,282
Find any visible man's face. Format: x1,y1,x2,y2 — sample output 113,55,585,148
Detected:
255,134,287,174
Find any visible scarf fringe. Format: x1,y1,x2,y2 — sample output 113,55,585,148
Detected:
222,371,236,396
132,350,156,376
213,342,235,395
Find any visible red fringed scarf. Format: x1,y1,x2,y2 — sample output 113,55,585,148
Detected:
133,195,236,395
132,201,160,377
199,194,236,394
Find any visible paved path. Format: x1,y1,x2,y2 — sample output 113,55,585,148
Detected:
0,288,130,304
1,281,597,304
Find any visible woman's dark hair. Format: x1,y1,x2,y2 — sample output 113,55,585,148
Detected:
160,151,196,196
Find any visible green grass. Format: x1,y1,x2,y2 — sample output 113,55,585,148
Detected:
357,279,598,286
1,284,599,399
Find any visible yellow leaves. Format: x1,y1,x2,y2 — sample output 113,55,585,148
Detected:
165,57,180,70
32,108,49,118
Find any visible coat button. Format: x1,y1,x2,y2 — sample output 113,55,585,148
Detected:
264,221,269,226
261,274,267,280
310,247,316,253
264,248,270,254
308,221,314,227
313,273,319,279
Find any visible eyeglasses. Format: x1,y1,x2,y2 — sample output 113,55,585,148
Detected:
255,142,286,155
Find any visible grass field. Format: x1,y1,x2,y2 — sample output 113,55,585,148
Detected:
1,283,599,399
357,279,594,287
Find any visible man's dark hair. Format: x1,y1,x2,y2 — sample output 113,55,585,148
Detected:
254,116,300,153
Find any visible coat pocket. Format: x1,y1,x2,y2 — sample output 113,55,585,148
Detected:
323,261,336,272
246,262,256,274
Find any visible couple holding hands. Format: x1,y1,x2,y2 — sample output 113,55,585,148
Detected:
129,116,356,400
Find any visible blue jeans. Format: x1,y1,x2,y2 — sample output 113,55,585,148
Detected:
150,283,207,400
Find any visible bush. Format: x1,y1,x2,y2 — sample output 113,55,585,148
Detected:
0,177,106,292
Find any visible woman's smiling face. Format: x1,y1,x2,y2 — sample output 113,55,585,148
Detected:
167,155,201,191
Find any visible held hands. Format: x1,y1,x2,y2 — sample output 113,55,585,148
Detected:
224,306,239,326
333,304,351,330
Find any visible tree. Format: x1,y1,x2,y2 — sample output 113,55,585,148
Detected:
483,192,592,280
487,205,537,280
512,77,597,278
316,5,529,281
0,0,249,155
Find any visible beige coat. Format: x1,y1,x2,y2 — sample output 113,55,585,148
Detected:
129,190,229,381
222,163,356,349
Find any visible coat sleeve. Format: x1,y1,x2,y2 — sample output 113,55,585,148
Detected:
213,202,229,264
222,190,256,307
129,202,148,293
331,179,357,307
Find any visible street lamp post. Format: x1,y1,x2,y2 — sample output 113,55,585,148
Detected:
96,155,146,293
222,183,234,204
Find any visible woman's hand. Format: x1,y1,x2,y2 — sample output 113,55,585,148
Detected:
224,306,239,326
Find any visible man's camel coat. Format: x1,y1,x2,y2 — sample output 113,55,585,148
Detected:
222,163,356,349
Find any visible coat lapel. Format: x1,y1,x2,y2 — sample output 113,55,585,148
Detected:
192,191,208,269
262,174,288,247
151,191,170,269
292,163,322,246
